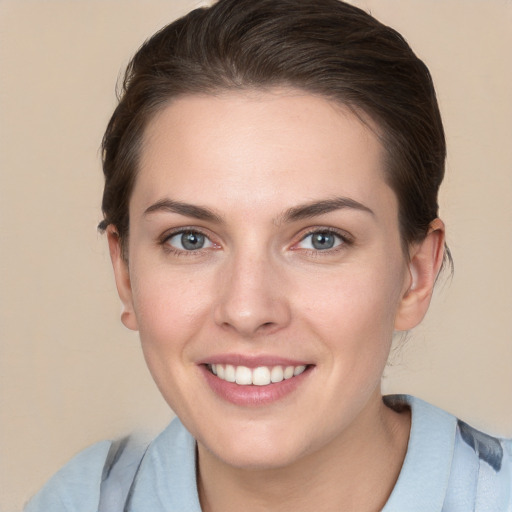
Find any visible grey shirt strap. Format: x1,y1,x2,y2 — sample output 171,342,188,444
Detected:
98,436,148,512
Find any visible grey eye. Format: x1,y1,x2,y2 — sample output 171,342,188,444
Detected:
167,231,213,251
298,231,342,250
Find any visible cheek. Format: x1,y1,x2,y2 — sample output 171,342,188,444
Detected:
295,260,406,360
128,270,215,411
130,268,214,350
301,267,403,326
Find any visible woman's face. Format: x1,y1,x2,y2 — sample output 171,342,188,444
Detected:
111,89,418,469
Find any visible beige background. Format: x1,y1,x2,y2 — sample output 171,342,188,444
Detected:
1,0,511,510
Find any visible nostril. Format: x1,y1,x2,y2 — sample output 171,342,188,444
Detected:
260,321,277,329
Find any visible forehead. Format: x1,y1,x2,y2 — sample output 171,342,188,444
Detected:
134,88,396,220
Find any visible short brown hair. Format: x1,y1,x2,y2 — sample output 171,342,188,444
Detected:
99,0,448,265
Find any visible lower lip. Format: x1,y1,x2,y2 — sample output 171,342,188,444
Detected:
200,365,312,406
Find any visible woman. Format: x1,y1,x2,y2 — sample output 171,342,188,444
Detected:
25,0,511,510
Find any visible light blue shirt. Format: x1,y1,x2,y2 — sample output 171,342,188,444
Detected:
25,395,512,511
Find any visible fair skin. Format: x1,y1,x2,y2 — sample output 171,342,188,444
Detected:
108,89,445,511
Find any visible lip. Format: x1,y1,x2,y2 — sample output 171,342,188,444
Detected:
198,353,310,368
199,355,313,407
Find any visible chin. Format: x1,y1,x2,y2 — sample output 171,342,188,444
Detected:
197,422,314,471
211,445,305,472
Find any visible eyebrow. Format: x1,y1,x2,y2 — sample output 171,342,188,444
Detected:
143,196,374,225
144,199,224,223
281,197,374,223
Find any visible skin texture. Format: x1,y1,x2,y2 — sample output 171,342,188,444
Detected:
108,89,445,511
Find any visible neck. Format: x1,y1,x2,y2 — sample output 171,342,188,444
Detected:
197,392,411,512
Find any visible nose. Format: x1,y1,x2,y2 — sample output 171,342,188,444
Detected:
213,249,291,337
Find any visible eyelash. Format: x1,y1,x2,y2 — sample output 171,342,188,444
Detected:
159,228,218,257
293,228,353,254
158,227,354,257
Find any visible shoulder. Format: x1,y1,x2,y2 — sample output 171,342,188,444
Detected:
126,418,202,510
444,420,512,511
24,440,113,512
23,421,191,512
382,395,512,511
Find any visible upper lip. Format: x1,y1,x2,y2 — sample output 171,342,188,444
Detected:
198,353,311,368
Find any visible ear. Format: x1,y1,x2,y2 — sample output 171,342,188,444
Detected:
107,226,139,331
394,219,446,331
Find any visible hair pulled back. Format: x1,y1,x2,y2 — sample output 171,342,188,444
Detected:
100,0,447,262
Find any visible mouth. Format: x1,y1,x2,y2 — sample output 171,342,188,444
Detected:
207,363,307,386
200,358,313,406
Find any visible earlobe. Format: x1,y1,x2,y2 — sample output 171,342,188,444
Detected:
107,226,139,331
394,219,446,331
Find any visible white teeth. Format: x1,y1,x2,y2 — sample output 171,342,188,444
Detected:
270,366,284,383
252,366,271,386
225,364,236,383
293,365,306,376
209,364,308,386
283,366,295,379
235,366,252,385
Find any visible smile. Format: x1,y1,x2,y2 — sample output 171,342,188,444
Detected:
208,364,307,386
